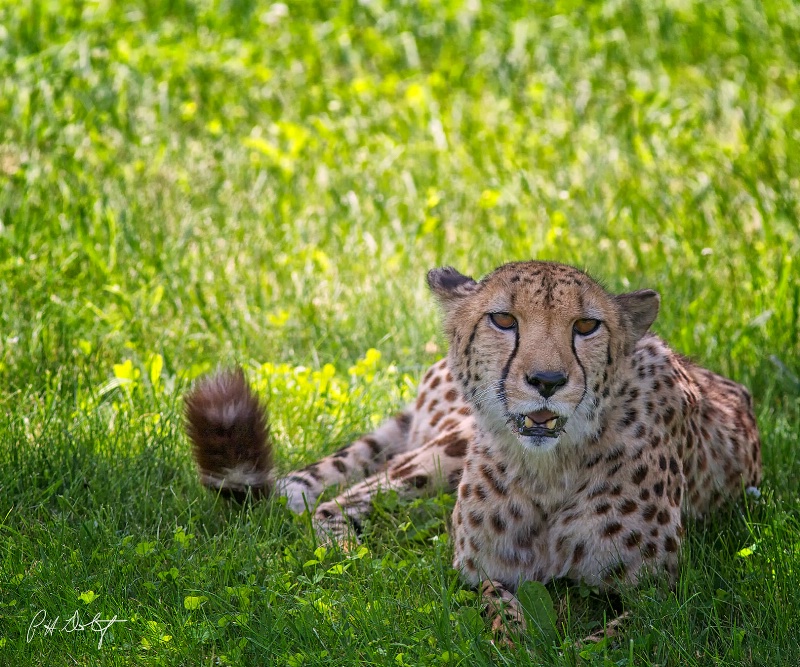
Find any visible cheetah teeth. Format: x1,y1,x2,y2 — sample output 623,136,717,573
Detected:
522,416,559,430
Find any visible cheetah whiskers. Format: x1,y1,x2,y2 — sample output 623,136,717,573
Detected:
469,379,506,412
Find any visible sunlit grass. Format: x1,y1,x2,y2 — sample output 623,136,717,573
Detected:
0,0,798,665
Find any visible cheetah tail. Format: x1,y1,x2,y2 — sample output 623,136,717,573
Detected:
183,367,273,502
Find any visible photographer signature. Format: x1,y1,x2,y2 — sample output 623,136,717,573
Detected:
27,609,127,649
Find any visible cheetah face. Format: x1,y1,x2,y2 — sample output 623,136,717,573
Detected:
428,261,659,453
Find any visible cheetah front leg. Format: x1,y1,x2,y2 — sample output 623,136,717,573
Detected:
274,409,414,513
481,580,633,647
313,428,471,545
483,581,637,647
480,580,527,646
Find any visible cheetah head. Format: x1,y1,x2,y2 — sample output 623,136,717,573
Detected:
428,261,659,454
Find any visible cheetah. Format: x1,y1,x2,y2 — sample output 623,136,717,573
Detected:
185,260,761,638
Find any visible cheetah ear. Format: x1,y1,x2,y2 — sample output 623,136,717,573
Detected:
615,289,660,351
427,267,479,305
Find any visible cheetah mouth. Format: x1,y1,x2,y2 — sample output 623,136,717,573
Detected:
513,409,567,438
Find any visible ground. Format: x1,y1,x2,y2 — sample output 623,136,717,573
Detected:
0,1,799,666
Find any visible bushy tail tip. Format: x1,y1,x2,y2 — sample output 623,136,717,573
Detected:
184,367,273,502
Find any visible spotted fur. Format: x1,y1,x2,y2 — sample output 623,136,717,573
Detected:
185,260,761,639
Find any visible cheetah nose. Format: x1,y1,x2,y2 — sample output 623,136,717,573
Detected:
526,371,568,398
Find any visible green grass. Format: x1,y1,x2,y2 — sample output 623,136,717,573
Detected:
1,0,799,664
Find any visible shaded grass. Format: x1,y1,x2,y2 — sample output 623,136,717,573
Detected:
0,0,799,664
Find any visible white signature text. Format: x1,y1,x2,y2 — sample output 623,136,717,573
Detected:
27,609,127,649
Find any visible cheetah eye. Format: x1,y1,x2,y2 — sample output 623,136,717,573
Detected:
489,312,517,330
574,318,601,336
